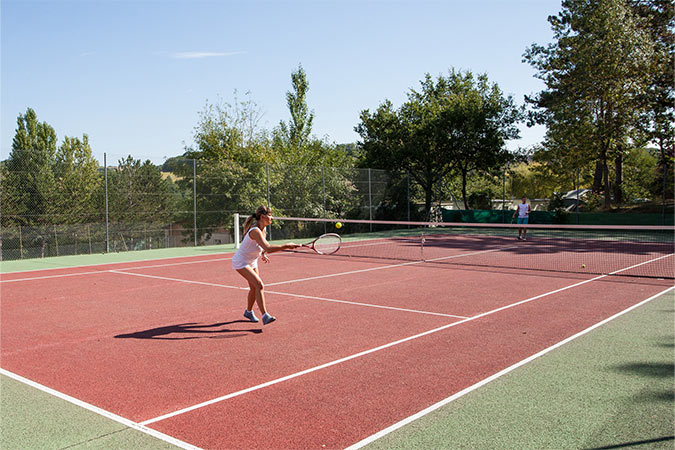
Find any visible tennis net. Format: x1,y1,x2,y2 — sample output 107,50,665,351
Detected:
237,216,674,279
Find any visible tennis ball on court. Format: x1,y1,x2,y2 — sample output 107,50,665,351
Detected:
335,222,343,229
582,264,586,268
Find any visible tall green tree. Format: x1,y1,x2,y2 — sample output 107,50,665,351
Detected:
631,0,674,202
107,156,173,227
357,70,521,212
2,108,58,225
184,92,270,239
276,64,314,152
524,0,656,207
430,71,521,208
53,135,101,224
272,66,357,218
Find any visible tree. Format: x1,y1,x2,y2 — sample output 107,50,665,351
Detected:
184,92,271,240
357,70,521,212
53,135,101,224
524,0,656,207
431,71,521,208
2,108,58,225
271,66,357,218
276,64,314,151
631,0,674,203
107,156,173,228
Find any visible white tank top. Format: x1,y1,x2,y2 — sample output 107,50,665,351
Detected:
232,227,263,269
517,203,530,217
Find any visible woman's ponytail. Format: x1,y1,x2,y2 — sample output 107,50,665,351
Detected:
242,205,272,234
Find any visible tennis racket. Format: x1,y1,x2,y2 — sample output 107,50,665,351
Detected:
301,233,341,255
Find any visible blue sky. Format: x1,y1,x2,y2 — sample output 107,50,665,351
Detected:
2,0,561,165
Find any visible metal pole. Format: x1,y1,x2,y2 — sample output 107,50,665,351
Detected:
266,163,270,207
193,159,197,246
502,166,506,223
576,168,580,224
104,153,109,253
234,213,240,248
322,166,327,235
266,163,271,240
368,168,372,232
662,154,667,225
407,170,411,224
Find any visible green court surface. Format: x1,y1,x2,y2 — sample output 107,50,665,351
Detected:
1,248,673,449
364,290,674,450
0,375,180,449
0,244,236,274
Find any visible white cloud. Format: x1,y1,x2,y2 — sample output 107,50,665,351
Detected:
170,51,244,59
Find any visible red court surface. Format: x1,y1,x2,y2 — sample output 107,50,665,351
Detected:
1,248,673,449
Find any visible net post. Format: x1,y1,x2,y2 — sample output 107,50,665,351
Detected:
234,213,240,248
420,232,425,262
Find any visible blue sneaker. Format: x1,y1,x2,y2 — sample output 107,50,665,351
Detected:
262,314,276,325
243,310,259,323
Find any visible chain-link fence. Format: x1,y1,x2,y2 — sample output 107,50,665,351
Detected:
0,154,398,260
1,152,671,260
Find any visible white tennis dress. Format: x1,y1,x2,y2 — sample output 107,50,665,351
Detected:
232,227,263,270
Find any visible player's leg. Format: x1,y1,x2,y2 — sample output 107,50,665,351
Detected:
236,266,275,324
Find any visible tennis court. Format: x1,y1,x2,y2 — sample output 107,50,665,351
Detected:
1,220,673,449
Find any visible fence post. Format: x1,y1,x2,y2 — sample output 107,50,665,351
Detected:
407,170,411,224
234,213,240,249
88,224,92,254
322,166,327,234
576,168,580,224
266,163,272,241
104,153,109,253
368,168,373,232
193,159,197,246
19,225,23,259
54,224,59,256
502,166,506,223
662,155,667,225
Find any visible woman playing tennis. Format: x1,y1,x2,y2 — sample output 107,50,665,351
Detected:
232,206,299,325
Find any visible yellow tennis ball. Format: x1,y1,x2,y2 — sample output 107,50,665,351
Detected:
582,264,586,268
335,222,342,229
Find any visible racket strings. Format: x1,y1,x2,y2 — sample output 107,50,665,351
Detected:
313,234,341,255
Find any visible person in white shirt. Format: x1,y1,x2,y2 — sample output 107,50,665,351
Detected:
232,206,299,325
512,196,531,241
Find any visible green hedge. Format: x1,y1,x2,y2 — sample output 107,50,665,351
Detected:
442,209,672,226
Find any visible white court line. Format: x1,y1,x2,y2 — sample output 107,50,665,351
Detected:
0,270,114,283
109,270,465,318
0,255,234,283
138,254,670,425
0,368,202,450
345,284,675,449
267,246,517,287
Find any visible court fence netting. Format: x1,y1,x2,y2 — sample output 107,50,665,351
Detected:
234,215,675,280
2,153,672,261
